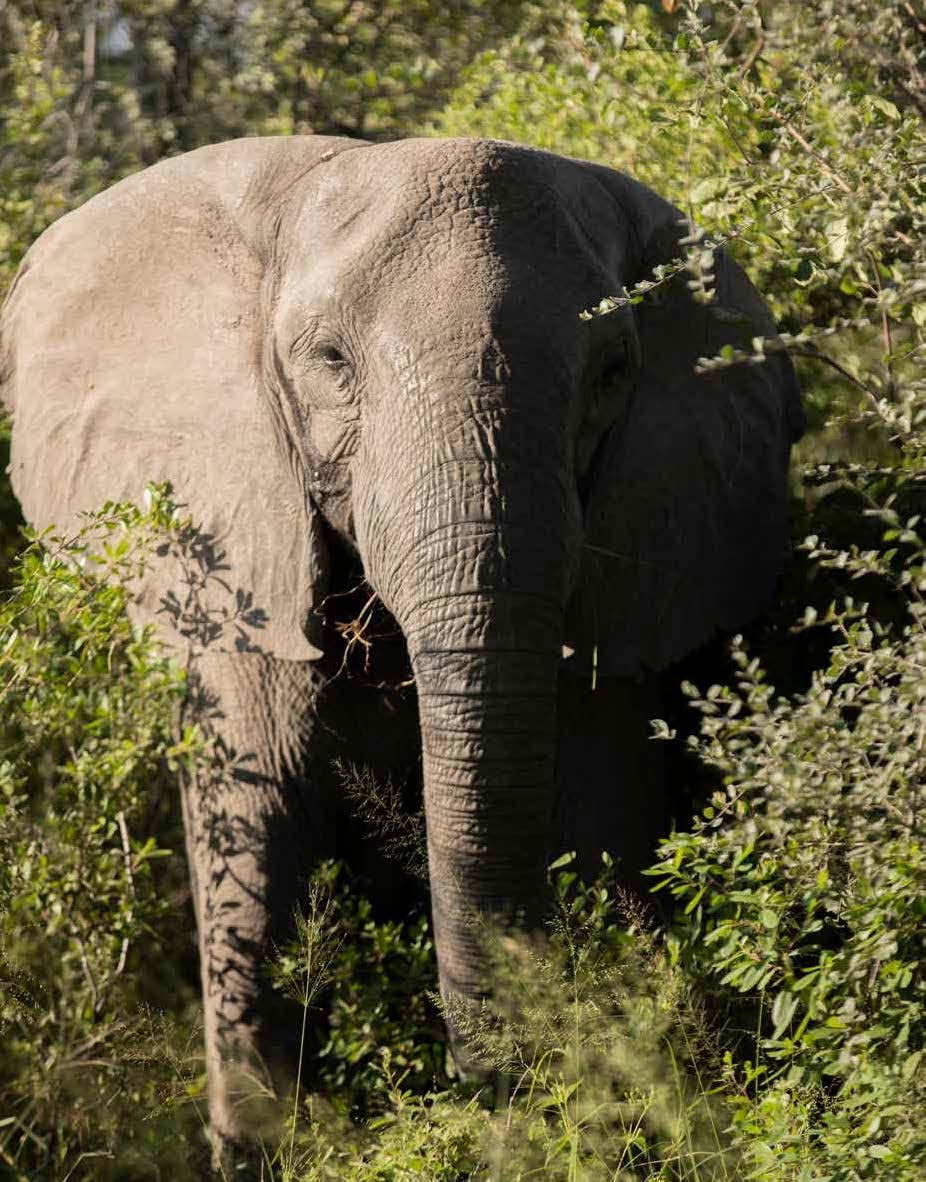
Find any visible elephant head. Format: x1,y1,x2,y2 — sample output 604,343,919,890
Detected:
0,136,802,1026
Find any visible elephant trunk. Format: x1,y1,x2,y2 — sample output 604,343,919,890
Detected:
356,381,578,1033
400,560,567,1014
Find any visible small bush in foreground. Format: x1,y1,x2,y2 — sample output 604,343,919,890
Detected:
269,859,732,1182
649,519,926,1180
0,487,209,1179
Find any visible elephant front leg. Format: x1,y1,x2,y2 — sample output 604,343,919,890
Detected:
179,652,328,1163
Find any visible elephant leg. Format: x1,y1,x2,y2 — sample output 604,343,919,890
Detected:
178,651,328,1157
555,671,667,895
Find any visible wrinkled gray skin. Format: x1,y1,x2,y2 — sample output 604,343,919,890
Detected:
0,136,802,1159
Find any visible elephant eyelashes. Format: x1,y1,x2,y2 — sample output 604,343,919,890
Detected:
288,325,352,380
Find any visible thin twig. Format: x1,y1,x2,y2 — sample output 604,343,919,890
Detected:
867,249,896,400
787,346,884,408
737,33,765,80
73,926,100,1015
769,112,853,194
115,810,135,978
903,0,926,34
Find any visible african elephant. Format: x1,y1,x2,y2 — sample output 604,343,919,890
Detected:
0,135,803,1158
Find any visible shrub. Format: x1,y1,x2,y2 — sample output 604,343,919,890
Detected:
648,517,926,1178
0,488,209,1179
274,858,733,1182
272,861,447,1123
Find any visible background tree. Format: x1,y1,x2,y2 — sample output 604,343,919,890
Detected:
0,0,532,291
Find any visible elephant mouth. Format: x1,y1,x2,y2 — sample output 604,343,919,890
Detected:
316,535,414,689
318,535,583,694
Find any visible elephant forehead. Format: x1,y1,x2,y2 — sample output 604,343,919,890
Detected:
293,138,622,303
369,266,593,389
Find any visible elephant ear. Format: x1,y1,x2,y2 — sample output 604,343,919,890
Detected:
0,136,362,660
569,214,804,677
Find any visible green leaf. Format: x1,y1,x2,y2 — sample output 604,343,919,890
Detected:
827,215,850,264
869,95,900,121
771,990,799,1038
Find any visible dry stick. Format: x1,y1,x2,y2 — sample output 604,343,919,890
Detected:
63,775,103,1013
913,713,925,835
903,0,926,34
72,923,100,1015
787,346,883,409
0,1141,29,1182
115,810,136,978
737,33,765,81
82,10,96,83
718,0,751,54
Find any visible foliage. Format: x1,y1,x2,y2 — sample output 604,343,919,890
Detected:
0,13,146,297
437,0,925,455
179,0,531,146
265,859,734,1182
0,418,24,591
271,861,446,1124
0,489,209,1179
647,519,926,1178
442,858,732,1182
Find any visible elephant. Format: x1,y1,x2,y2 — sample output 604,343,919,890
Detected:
0,135,803,1159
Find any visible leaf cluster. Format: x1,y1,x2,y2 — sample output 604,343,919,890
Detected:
0,489,210,1179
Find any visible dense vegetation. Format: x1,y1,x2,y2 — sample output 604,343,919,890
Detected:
1,0,924,1177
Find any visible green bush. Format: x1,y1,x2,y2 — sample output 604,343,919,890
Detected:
272,861,447,1123
0,489,209,1179
266,859,728,1182
650,555,926,1175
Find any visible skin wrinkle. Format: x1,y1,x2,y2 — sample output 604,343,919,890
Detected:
423,794,553,818
424,763,552,783
422,758,552,780
412,654,558,688
375,452,575,613
394,567,560,614
423,771,556,803
423,732,553,751
412,645,559,658
400,585,564,620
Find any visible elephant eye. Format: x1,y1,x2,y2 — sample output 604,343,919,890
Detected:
319,344,348,370
600,339,636,386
